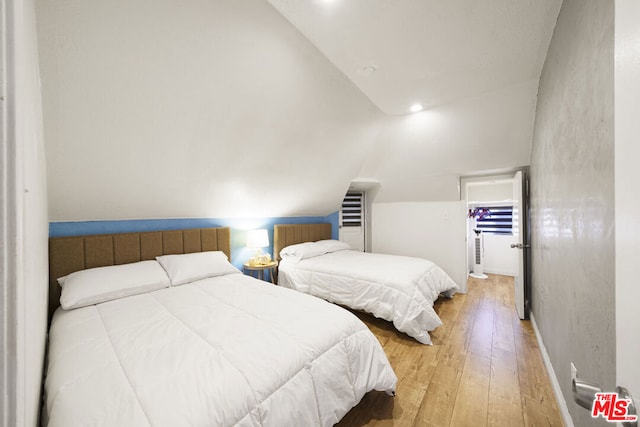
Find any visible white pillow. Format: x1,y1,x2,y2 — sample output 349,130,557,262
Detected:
279,242,327,263
59,260,170,310
316,239,351,253
156,251,240,286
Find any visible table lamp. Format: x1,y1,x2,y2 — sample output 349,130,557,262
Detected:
246,229,270,266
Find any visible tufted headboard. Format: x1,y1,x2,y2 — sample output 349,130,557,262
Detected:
48,227,231,320
273,223,332,261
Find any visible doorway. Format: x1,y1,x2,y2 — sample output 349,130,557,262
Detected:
461,171,531,319
463,176,518,276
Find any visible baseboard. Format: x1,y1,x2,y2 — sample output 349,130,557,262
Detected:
530,313,574,427
483,269,517,277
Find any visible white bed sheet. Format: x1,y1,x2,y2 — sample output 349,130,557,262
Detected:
44,272,397,427
278,250,459,345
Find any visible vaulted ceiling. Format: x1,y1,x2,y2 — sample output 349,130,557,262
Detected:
36,0,563,220
268,0,563,202
268,0,562,115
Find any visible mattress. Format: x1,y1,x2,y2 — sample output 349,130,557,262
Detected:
43,272,397,426
278,250,459,345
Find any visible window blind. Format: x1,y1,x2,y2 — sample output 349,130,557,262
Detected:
476,206,513,235
341,192,363,227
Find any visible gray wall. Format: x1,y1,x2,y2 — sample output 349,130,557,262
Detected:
530,1,614,426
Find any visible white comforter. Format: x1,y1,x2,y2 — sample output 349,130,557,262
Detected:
44,273,397,427
278,250,459,345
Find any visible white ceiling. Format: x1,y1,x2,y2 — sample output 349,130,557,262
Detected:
37,0,566,220
267,0,562,115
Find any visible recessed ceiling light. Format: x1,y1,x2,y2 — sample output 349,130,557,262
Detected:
410,103,423,113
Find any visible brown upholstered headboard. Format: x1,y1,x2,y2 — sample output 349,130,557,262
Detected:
273,223,332,261
48,227,231,320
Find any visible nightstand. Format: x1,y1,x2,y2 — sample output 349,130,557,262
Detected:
243,261,278,284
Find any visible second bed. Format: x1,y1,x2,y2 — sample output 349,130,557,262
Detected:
274,224,459,345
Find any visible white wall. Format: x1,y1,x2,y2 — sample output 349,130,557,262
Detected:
615,0,640,408
358,80,537,202
36,0,383,221
35,0,547,274
1,0,49,425
466,181,513,203
371,201,467,293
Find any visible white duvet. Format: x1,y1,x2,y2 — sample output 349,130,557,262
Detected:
278,250,459,345
44,273,397,427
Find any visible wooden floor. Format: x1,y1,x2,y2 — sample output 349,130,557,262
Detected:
336,274,564,427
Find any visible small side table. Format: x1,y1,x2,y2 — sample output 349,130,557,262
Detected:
243,261,278,284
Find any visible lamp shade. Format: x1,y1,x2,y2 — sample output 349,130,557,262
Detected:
246,229,269,248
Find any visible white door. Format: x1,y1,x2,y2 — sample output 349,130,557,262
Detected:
615,0,640,412
339,191,365,251
511,171,529,320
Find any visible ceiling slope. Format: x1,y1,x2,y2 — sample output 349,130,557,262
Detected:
269,0,561,201
268,0,562,115
37,0,383,220
37,0,563,220
359,79,540,202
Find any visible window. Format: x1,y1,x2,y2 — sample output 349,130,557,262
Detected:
341,192,363,227
475,206,513,235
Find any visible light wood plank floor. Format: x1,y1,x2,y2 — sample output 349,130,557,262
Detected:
336,274,564,427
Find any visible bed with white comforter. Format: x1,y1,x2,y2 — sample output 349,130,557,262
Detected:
44,268,397,426
278,244,459,345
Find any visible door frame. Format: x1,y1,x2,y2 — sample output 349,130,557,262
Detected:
520,170,532,320
615,0,640,408
1,0,19,424
460,169,531,319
